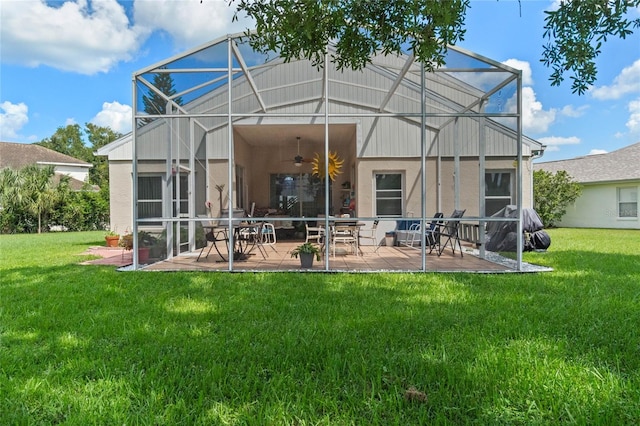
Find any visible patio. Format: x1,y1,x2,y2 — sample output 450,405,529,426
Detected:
82,241,549,273
96,31,545,273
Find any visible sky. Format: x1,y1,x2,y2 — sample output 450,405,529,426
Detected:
1,0,639,162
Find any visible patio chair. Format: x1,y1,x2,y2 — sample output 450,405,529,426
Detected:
260,222,278,253
253,221,268,259
331,224,358,256
197,219,228,261
403,213,443,250
425,212,444,253
357,220,380,254
436,209,466,257
305,222,324,244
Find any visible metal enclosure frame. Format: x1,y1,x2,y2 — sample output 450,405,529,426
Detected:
129,32,528,271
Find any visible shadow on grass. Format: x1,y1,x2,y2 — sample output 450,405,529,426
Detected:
2,246,639,424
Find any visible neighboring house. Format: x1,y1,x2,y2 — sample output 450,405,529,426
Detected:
97,32,544,269
0,141,93,190
534,142,640,229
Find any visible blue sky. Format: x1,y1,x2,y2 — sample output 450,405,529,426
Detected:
1,0,639,162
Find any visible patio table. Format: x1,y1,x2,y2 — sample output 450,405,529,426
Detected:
203,223,258,261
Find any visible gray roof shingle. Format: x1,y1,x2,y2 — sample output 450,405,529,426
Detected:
0,141,91,170
534,142,640,183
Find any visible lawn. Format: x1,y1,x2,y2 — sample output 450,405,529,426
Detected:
1,228,639,424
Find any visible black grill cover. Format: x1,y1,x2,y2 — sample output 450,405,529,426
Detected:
485,205,547,252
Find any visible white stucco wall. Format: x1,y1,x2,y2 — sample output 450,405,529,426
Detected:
51,165,90,182
559,182,640,229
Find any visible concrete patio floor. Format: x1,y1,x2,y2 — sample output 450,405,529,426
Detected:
81,241,550,273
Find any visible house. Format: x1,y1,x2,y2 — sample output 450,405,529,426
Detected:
0,141,93,190
97,32,544,270
534,142,640,229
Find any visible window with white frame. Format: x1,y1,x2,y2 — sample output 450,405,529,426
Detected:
137,174,188,225
618,187,638,218
138,175,163,223
173,174,188,217
485,171,513,215
374,173,403,216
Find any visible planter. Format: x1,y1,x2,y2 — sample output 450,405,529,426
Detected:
105,235,120,247
138,247,150,263
299,252,315,268
385,231,395,247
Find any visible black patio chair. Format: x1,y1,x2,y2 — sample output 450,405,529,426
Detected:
436,209,466,257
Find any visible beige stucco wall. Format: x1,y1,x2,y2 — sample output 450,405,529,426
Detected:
355,157,534,219
232,132,356,214
559,182,640,229
107,161,133,233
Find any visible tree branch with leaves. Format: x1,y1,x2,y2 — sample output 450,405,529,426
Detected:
229,0,639,94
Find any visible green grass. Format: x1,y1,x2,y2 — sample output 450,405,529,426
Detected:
1,229,639,424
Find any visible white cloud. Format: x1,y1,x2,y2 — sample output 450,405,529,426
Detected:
560,104,589,118
504,87,557,134
134,0,248,49
627,98,640,134
455,59,533,92
0,101,29,140
502,59,533,85
0,0,147,74
90,101,132,133
65,118,77,126
590,59,640,100
588,149,608,155
538,136,581,153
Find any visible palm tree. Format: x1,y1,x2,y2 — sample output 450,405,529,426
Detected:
21,165,59,234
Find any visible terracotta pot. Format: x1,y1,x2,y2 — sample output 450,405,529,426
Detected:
138,247,150,263
105,235,120,247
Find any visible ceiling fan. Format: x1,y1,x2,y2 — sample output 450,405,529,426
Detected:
293,136,312,167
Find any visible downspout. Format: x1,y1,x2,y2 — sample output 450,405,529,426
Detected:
530,146,546,208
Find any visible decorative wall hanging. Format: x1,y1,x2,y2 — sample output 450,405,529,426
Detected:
311,151,344,181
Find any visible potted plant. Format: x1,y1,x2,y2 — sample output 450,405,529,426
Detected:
290,242,322,268
119,231,156,263
105,230,120,247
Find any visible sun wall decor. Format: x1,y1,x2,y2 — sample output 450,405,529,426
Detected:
311,151,344,181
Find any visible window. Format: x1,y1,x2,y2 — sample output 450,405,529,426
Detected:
173,174,188,216
618,187,638,218
138,175,163,221
138,174,188,224
485,171,513,215
375,173,403,216
236,165,245,210
270,173,323,216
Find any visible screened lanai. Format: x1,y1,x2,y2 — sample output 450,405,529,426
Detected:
127,31,539,272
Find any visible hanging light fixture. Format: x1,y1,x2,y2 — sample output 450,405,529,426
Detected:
294,137,303,167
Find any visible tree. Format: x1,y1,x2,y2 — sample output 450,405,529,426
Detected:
37,124,90,162
20,165,61,234
0,168,26,233
85,123,122,188
232,0,468,71
230,0,640,93
533,170,582,228
0,165,62,234
142,68,183,123
542,0,640,94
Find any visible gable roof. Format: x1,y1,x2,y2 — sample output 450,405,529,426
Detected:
0,141,92,170
534,142,640,183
